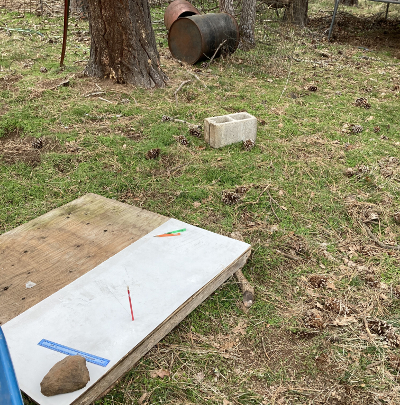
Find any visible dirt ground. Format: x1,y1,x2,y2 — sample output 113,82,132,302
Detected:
309,11,400,59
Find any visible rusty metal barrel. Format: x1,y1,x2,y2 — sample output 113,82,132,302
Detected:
168,13,240,65
164,0,201,31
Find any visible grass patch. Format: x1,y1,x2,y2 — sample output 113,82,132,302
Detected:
1,1,400,404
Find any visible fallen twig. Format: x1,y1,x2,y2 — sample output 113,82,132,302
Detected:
276,249,300,261
174,80,191,105
245,185,270,205
361,222,400,251
267,189,280,221
49,77,73,90
98,97,115,104
203,40,227,68
235,269,255,308
363,317,374,342
85,91,106,97
186,71,207,88
261,337,270,360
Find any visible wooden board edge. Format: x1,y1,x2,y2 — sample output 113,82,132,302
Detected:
1,193,168,238
72,248,251,405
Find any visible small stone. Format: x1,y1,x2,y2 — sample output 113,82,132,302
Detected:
40,355,90,396
344,167,355,177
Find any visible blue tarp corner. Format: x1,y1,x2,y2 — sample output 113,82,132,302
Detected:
0,326,24,405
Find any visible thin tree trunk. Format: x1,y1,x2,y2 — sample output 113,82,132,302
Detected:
85,0,167,88
340,0,358,5
239,0,256,50
219,0,234,15
284,0,308,26
70,0,88,13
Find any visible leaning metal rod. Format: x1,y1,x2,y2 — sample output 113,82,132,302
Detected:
60,0,70,66
328,0,340,41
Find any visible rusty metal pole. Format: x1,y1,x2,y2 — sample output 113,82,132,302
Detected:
60,0,70,67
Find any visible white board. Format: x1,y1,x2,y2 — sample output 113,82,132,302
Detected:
2,219,250,405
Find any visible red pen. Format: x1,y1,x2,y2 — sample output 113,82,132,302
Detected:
127,286,134,321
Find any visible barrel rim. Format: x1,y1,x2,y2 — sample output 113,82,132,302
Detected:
164,0,201,31
168,13,240,65
168,17,204,65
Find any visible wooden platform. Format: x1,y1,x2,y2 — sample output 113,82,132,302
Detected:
1,194,251,405
0,193,169,326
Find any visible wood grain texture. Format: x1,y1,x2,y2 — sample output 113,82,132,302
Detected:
0,193,168,325
73,249,251,405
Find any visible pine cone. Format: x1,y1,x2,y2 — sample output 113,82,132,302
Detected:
309,275,328,288
368,319,391,335
351,124,363,134
243,139,255,151
176,135,189,146
308,85,318,92
235,186,249,195
189,125,202,138
386,330,400,347
32,138,43,149
222,191,240,205
388,355,400,370
373,126,381,133
162,115,172,122
201,62,208,69
355,97,371,109
364,274,380,288
325,298,350,315
145,148,160,160
304,309,324,329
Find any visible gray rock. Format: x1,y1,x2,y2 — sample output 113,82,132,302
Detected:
40,355,90,396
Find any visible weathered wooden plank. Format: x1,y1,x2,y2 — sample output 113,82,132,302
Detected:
0,194,168,325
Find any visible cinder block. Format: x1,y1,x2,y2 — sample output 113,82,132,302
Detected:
204,112,257,148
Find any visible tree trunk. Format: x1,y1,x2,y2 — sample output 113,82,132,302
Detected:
85,0,167,88
284,0,308,27
70,0,88,13
340,0,358,6
239,0,256,50
219,0,234,15
70,0,88,18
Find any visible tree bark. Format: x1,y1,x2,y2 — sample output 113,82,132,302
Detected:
85,0,167,88
219,0,234,15
70,0,88,14
239,0,256,50
284,0,308,27
340,0,358,6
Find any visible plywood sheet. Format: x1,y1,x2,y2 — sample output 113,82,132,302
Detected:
0,194,168,325
3,218,251,405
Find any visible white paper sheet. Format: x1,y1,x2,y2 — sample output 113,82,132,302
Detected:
3,219,250,405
